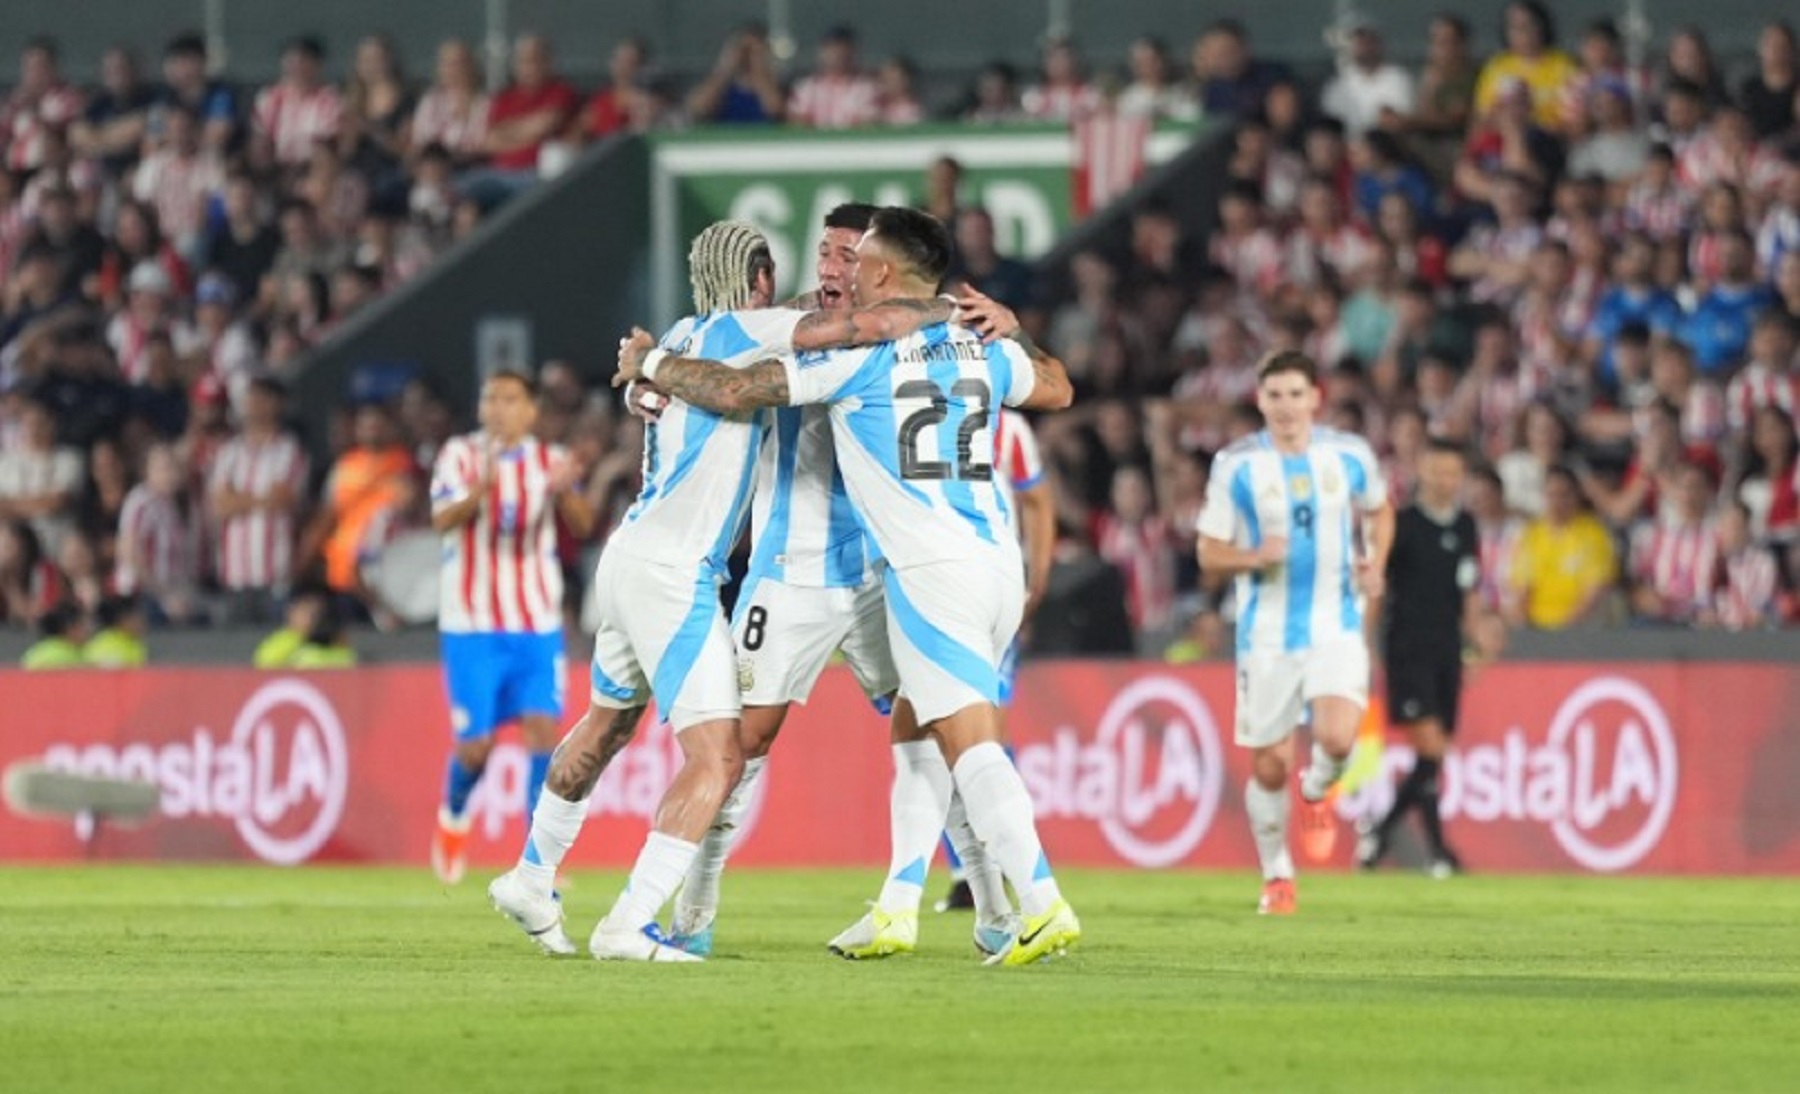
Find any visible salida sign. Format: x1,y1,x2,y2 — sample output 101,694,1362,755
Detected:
0,663,1789,874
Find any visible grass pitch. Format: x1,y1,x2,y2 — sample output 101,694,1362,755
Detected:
2,866,1796,1093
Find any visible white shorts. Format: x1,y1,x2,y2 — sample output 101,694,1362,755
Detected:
587,548,740,732
882,559,1023,727
1234,637,1370,748
732,574,899,708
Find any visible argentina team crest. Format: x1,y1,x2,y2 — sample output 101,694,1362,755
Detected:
737,657,755,694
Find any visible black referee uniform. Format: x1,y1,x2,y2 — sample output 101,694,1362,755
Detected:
1364,501,1480,870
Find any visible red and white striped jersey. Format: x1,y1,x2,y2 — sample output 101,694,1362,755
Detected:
1074,111,1150,217
1623,180,1694,241
253,82,343,166
131,148,225,244
115,485,199,596
993,408,1044,539
1715,545,1781,630
1629,516,1719,622
1725,363,1799,435
1096,511,1176,633
107,313,197,385
2,83,84,172
430,433,566,635
1023,82,1102,122
410,90,490,159
208,432,309,590
787,74,880,129
1208,228,1284,300
1475,516,1524,615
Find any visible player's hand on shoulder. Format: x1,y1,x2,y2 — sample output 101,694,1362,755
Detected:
953,285,1019,344
614,327,657,387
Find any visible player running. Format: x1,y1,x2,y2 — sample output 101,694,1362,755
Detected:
429,369,593,885
488,220,954,960
616,207,1081,966
1197,350,1394,915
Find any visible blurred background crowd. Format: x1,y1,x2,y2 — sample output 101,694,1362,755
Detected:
4,2,1800,666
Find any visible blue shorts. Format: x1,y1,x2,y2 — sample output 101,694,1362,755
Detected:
442,631,567,741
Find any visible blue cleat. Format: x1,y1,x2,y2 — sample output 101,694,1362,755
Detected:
670,923,714,957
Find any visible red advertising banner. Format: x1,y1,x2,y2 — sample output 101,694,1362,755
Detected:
2,661,1797,874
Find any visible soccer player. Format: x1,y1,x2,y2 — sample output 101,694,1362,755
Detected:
488,220,954,960
428,370,594,885
1196,350,1393,915
616,207,1082,966
1360,438,1504,875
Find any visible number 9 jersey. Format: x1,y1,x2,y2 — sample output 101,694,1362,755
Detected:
779,322,1038,574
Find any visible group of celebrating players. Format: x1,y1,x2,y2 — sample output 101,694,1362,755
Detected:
421,195,1469,965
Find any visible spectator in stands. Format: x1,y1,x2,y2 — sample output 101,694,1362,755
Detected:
1468,464,1523,616
82,435,129,561
1736,405,1799,540
205,173,282,300
466,34,579,206
132,105,224,263
1392,13,1476,184
1586,399,1687,528
686,24,785,125
1227,114,1305,219
3,37,84,175
1661,27,1729,111
1710,498,1785,628
1452,171,1544,306
185,275,257,407
0,517,62,627
1743,23,1799,139
923,154,964,227
1457,78,1562,207
155,33,237,154
115,442,198,622
105,262,188,385
410,39,488,168
254,36,342,171
0,392,83,556
20,600,86,669
1093,464,1175,635
1629,460,1721,624
298,140,370,241
1652,79,1710,160
268,197,347,289
577,36,659,141
290,593,358,668
339,34,413,189
1117,36,1196,122
1320,16,1413,141
1726,310,1799,436
21,185,104,298
84,594,148,667
1508,465,1619,629
55,528,104,614
788,26,879,130
962,61,1024,125
299,400,413,610
0,246,76,355
1190,19,1288,120
948,207,1032,311
1475,2,1578,134
99,202,192,312
71,46,153,180
1681,231,1775,376
254,586,325,668
1351,129,1435,225
1569,80,1651,186
209,377,309,622
873,56,924,126
1023,37,1100,123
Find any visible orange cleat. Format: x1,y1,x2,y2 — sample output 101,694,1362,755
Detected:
1297,794,1340,862
1258,878,1297,916
431,808,471,884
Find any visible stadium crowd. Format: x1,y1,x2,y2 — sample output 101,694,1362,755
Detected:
3,4,1800,665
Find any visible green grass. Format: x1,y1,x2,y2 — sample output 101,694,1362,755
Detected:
2,867,1797,1093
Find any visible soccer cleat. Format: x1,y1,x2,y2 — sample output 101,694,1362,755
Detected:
1355,824,1388,871
590,920,704,962
1297,794,1340,861
431,808,471,885
1258,878,1297,916
669,923,714,957
827,907,918,960
974,913,1023,958
1427,846,1463,880
933,878,975,913
488,869,577,956
983,900,1080,967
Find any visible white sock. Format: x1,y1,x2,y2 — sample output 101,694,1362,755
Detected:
674,756,766,934
1300,739,1349,802
1246,778,1294,881
605,831,699,931
516,789,586,896
944,789,1011,921
876,741,954,915
953,742,1060,918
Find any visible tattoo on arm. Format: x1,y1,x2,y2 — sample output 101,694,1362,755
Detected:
655,356,790,411
1007,327,1064,390
793,296,954,349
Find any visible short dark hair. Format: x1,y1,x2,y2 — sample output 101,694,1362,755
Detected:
486,368,538,397
824,202,877,232
1424,436,1467,460
164,33,207,60
38,600,81,639
284,35,325,61
249,375,289,400
1616,321,1652,347
867,206,952,287
1256,350,1318,386
96,594,142,629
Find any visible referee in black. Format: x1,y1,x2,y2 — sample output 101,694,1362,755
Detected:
1360,438,1504,876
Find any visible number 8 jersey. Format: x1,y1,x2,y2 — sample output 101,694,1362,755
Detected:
780,322,1037,572
1197,427,1388,656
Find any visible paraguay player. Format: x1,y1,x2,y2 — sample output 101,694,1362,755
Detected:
1196,350,1394,915
429,370,594,884
488,221,954,959
617,207,1082,965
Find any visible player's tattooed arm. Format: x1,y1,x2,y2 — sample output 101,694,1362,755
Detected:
790,295,953,350
954,285,1072,410
653,355,791,413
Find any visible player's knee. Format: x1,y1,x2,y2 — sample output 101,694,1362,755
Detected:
1251,751,1289,790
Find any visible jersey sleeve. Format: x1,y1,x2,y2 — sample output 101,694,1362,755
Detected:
735,307,807,356
1003,410,1045,490
782,346,875,406
985,339,1037,408
1343,436,1388,511
429,438,475,512
1196,452,1246,542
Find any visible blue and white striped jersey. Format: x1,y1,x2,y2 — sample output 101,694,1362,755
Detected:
1196,427,1388,656
611,308,805,573
780,322,1036,572
744,405,870,588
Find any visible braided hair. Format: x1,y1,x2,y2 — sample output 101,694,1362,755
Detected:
689,220,774,313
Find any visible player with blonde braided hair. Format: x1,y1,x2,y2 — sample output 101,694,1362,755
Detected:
488,221,954,961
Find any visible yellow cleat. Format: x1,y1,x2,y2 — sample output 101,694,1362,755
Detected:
827,907,918,959
985,900,1081,967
